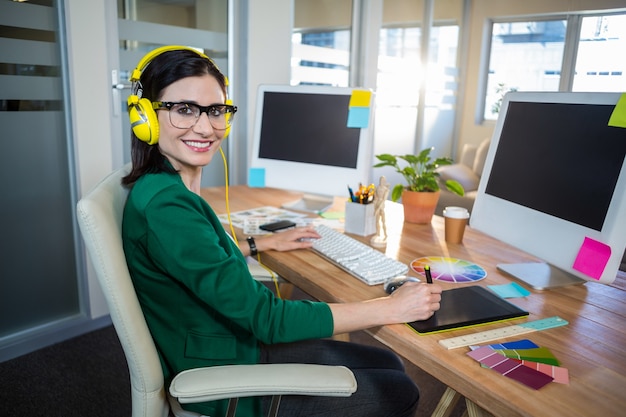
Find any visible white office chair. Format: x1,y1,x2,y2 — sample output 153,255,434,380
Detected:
76,165,357,417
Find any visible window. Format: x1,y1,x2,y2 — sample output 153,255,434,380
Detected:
291,0,352,86
291,30,351,86
480,11,626,122
483,19,567,121
376,27,422,106
573,14,626,92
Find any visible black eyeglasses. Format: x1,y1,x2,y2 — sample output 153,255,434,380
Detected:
152,101,237,131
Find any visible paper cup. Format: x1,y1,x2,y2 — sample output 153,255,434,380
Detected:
443,206,470,244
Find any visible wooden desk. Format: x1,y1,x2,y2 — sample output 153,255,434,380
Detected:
201,185,626,417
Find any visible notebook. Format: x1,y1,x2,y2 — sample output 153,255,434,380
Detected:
407,285,529,334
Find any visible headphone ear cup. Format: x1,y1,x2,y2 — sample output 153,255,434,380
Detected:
128,97,159,145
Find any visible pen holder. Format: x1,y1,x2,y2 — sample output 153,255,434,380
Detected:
344,201,376,236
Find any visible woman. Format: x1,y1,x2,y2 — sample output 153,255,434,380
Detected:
121,47,442,417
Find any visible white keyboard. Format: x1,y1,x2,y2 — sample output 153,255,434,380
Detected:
312,225,408,285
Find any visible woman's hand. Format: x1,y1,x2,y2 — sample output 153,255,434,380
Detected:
254,226,321,253
328,282,442,334
387,281,442,322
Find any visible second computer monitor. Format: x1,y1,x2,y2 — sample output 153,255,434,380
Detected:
249,84,374,210
471,91,626,289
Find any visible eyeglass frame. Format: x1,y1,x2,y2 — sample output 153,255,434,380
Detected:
152,101,237,131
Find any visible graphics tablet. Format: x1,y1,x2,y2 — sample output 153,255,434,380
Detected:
408,285,528,334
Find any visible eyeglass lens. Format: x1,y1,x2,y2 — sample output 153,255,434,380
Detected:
168,103,235,130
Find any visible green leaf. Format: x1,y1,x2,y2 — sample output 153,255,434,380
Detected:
445,180,465,196
391,184,404,202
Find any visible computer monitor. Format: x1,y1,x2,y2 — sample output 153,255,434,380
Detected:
471,92,626,289
249,84,374,212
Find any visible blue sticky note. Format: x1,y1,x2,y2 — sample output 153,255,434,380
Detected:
347,106,370,128
248,167,265,187
488,282,530,298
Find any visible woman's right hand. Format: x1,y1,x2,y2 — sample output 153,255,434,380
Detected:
387,282,442,322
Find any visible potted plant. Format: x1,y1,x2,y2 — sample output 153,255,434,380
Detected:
374,147,464,223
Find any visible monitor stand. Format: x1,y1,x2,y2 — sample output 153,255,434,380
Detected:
282,193,334,214
497,262,586,290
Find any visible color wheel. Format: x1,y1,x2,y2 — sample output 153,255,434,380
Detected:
410,256,487,283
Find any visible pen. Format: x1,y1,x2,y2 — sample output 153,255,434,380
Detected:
424,265,433,284
348,185,356,202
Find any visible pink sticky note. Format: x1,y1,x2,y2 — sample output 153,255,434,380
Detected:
572,237,611,280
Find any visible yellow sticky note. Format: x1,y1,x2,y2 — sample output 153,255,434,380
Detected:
608,92,626,128
349,90,372,107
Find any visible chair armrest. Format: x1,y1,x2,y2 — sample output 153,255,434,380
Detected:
170,364,357,404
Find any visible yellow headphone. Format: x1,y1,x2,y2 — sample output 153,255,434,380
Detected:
127,45,231,145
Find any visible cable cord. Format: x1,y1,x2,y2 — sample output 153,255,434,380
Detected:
218,148,282,298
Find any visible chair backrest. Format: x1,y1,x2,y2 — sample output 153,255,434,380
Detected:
76,166,170,417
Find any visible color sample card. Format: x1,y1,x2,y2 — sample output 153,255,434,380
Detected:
514,359,570,384
485,339,539,350
467,346,554,390
494,347,560,366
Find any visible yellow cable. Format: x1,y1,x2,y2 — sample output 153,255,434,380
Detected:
219,148,282,298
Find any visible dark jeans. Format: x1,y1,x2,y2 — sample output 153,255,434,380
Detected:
260,339,419,417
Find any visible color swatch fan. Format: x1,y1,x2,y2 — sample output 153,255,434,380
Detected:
411,256,487,283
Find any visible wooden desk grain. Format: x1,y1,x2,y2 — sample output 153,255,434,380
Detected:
201,185,626,417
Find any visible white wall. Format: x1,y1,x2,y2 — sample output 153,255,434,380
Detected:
65,0,118,318
245,0,293,166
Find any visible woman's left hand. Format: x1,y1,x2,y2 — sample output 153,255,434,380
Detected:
255,226,320,252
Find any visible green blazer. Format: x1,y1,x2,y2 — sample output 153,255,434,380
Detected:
122,170,334,416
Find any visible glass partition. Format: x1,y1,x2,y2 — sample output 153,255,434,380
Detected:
0,0,79,340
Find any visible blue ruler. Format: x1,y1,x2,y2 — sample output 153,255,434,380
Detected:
439,316,568,350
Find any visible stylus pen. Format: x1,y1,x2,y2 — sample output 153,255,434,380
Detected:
424,265,433,284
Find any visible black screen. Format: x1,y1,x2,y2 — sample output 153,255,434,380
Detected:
258,92,361,168
486,101,626,231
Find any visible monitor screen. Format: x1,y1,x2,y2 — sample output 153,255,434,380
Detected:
471,92,626,288
250,84,374,210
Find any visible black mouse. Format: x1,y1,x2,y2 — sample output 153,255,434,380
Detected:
384,276,420,294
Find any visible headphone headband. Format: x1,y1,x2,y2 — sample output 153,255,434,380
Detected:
129,45,209,83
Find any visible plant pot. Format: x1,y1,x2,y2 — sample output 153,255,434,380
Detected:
401,189,440,224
